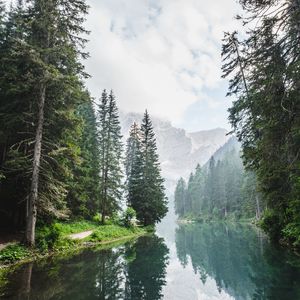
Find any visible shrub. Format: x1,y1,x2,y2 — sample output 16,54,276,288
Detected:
92,213,101,224
122,207,137,227
260,209,283,241
0,244,30,264
36,223,61,252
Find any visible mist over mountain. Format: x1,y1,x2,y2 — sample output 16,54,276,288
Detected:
120,112,230,193
203,136,241,170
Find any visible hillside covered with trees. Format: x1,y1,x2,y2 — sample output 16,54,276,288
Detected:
174,138,262,221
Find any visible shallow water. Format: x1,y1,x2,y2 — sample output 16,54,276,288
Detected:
1,222,300,299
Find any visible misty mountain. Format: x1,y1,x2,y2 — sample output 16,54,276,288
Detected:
203,136,241,169
120,112,230,192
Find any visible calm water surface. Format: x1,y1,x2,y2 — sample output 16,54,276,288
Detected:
1,222,300,299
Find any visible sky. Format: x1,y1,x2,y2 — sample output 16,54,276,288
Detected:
4,0,241,132
84,0,241,132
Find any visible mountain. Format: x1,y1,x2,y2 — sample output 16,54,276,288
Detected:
120,112,230,192
203,136,241,169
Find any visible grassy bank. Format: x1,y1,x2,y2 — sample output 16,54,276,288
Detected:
0,221,149,267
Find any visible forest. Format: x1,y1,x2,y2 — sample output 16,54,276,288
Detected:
175,0,300,249
0,0,300,298
174,141,263,221
0,0,167,250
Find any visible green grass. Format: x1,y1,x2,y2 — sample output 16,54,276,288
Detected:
87,225,145,242
54,220,100,236
0,221,147,267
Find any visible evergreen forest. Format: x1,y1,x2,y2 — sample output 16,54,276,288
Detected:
0,0,167,247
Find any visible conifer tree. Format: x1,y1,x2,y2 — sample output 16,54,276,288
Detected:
97,90,123,224
174,178,187,217
67,97,101,218
139,110,168,226
222,0,300,245
125,122,143,210
0,0,90,245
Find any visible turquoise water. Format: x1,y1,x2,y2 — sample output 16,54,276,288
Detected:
1,223,300,299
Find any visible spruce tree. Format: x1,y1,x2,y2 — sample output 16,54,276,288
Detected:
97,90,123,224
67,97,101,218
222,0,300,245
174,178,187,217
125,122,143,211
139,110,168,226
0,0,90,245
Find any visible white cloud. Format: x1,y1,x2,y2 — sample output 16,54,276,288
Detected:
4,0,241,130
84,0,241,129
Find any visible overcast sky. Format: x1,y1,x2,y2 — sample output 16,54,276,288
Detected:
84,0,241,132
5,0,241,132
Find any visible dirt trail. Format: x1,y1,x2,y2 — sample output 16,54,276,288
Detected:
69,230,93,240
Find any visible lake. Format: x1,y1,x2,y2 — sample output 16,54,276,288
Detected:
1,222,300,299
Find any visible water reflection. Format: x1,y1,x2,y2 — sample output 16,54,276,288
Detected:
2,224,300,300
175,223,300,300
2,235,169,300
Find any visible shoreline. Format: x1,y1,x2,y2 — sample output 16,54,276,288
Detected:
0,228,148,275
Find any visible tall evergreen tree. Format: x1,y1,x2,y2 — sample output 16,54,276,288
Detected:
97,90,123,224
174,177,187,217
222,0,300,246
125,122,143,211
135,110,168,226
67,97,101,218
0,0,90,245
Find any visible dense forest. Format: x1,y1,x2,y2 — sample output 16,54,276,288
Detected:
174,138,262,221
221,0,300,247
0,0,167,246
175,0,300,249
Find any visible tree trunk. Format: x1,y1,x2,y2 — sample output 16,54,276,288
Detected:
255,195,261,220
26,84,46,246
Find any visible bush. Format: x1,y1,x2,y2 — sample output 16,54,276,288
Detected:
260,209,283,241
92,213,101,224
36,223,61,252
121,207,137,227
0,244,30,264
53,238,78,252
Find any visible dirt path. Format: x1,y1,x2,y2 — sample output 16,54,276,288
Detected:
69,230,94,240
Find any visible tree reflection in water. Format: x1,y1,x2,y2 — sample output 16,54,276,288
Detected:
175,222,300,300
1,235,169,300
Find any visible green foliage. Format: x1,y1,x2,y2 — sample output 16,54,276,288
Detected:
221,0,300,248
36,224,62,252
96,90,123,223
92,213,102,224
53,220,99,235
52,238,79,252
0,244,30,264
174,143,261,221
122,207,137,227
125,111,168,226
88,225,142,242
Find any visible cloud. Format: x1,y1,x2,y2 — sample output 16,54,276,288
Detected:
84,0,241,130
4,0,241,130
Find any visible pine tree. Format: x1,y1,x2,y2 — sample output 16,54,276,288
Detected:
0,0,90,245
222,0,300,245
125,122,143,211
67,97,101,218
139,110,168,226
174,178,187,217
97,90,123,224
